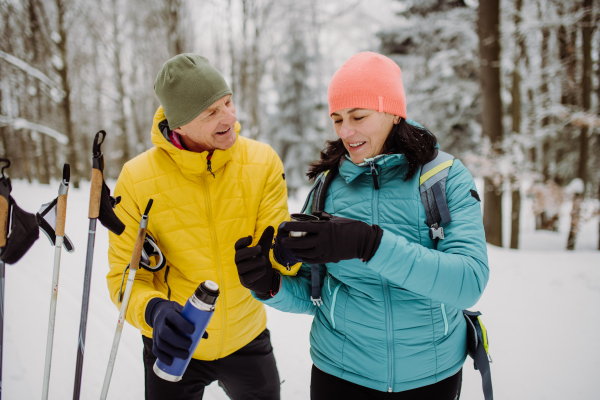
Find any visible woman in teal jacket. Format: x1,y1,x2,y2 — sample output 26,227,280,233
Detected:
234,52,489,399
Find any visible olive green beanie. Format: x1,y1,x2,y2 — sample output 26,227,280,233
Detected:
154,54,232,130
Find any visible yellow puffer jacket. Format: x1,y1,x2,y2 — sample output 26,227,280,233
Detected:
107,106,300,360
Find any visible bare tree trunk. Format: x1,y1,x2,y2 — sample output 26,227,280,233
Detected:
26,0,50,184
165,0,184,56
567,0,593,250
111,0,132,168
39,134,51,184
478,0,503,247
55,0,80,188
228,0,237,96
510,0,524,249
537,5,560,231
0,126,6,159
19,130,33,183
597,21,600,251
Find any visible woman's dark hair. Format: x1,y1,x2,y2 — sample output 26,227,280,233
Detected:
307,118,438,181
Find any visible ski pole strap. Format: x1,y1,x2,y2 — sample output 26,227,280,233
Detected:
0,158,11,248
55,164,70,237
0,191,7,248
89,131,106,219
140,235,166,272
463,310,493,400
310,264,322,306
118,265,130,303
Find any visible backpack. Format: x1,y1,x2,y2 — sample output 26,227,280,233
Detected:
299,150,493,400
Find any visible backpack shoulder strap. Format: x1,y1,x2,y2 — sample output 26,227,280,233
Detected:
463,310,494,400
419,150,455,239
298,166,339,307
299,166,339,215
312,166,338,214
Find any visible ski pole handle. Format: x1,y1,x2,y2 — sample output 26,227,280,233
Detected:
0,195,7,248
56,164,70,237
88,131,106,220
88,168,102,219
129,199,153,271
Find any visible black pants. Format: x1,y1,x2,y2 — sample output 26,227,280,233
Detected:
143,329,280,400
310,365,462,400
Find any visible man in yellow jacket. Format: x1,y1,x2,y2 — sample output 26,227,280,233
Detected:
107,54,299,399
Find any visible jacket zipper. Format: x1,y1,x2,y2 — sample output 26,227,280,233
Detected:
441,303,448,336
369,161,379,190
207,157,215,178
202,173,226,357
370,165,393,392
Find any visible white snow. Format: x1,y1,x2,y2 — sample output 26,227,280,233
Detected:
3,180,599,399
50,32,62,45
565,178,585,195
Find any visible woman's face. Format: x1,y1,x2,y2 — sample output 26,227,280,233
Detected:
331,108,401,164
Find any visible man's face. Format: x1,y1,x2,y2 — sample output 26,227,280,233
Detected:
173,95,237,153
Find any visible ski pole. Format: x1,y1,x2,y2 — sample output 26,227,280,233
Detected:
0,159,10,400
41,164,71,400
0,158,39,400
0,259,4,400
99,198,153,399
72,131,124,400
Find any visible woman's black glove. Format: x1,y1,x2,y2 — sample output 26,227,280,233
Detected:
279,212,383,264
234,226,281,299
145,298,207,366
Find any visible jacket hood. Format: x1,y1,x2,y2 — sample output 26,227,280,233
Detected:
150,106,241,179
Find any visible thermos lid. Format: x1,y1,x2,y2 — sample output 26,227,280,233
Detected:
195,280,219,305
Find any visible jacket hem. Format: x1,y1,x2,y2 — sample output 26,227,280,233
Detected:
311,351,466,393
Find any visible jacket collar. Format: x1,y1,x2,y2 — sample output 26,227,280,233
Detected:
337,119,439,184
338,153,407,184
150,106,240,179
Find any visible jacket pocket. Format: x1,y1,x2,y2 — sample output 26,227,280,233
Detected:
440,303,449,336
327,275,343,330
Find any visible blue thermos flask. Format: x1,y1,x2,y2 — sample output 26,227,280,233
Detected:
153,280,219,382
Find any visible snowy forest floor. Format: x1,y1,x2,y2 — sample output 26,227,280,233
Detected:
3,179,599,399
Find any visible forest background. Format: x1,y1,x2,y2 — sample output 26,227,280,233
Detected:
1,0,599,251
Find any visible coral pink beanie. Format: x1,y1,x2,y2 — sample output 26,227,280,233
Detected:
328,52,407,118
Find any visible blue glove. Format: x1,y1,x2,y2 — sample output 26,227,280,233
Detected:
273,222,303,267
145,298,205,366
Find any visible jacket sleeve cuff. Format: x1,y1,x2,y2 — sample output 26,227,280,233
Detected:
144,297,168,328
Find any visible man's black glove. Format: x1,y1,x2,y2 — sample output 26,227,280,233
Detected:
279,212,383,264
234,226,281,300
145,298,207,366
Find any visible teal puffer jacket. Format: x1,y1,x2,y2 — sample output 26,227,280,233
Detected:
259,151,489,393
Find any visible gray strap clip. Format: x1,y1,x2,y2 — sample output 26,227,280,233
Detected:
429,223,445,240
311,296,323,306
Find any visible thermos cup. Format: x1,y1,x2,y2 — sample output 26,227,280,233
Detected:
153,280,219,382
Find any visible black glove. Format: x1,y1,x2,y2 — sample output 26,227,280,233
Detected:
145,298,207,366
279,212,383,264
234,226,281,300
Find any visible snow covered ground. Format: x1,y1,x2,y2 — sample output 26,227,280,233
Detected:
3,179,600,399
